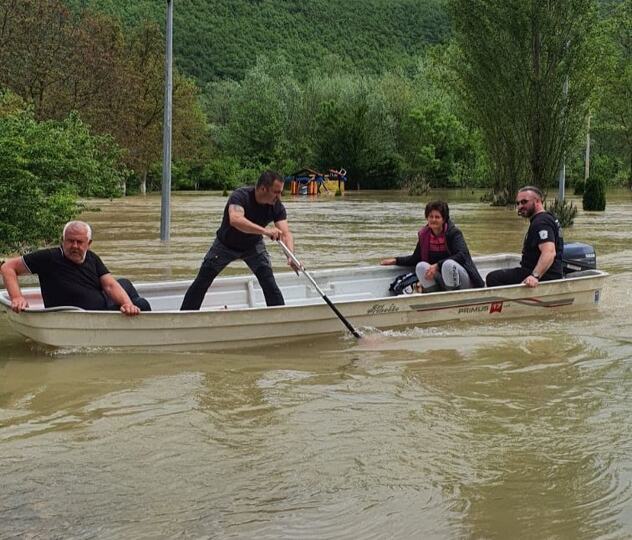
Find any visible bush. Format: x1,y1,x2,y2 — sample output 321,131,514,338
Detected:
481,188,512,206
25,112,125,198
0,99,126,254
201,156,246,190
546,198,578,228
405,173,431,196
0,144,78,254
573,179,585,195
582,176,606,211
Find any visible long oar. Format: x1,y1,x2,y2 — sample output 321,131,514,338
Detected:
277,240,362,338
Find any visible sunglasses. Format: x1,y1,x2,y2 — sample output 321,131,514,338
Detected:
515,199,530,206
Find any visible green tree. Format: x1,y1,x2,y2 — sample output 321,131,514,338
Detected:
0,0,79,119
200,156,252,190
30,113,125,197
449,0,603,203
223,55,298,170
0,2,209,193
309,75,400,188
400,102,475,187
0,98,127,254
66,0,450,84
597,0,632,186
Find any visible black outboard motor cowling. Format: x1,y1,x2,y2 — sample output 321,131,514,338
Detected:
563,242,596,275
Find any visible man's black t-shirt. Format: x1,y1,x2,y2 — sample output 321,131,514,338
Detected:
520,211,563,278
216,186,287,251
22,247,110,309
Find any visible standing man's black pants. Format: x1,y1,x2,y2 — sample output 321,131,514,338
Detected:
180,239,284,310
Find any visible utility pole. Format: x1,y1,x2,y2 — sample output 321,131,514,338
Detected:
585,113,591,181
160,0,173,241
557,75,569,202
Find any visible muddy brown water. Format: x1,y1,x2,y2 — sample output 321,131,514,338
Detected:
1,189,631,538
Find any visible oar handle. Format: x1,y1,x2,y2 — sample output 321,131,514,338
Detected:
277,239,300,267
278,240,322,294
278,239,303,273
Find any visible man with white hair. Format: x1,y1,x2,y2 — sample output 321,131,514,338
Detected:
0,220,150,315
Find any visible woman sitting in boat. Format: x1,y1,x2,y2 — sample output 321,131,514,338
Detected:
380,200,484,292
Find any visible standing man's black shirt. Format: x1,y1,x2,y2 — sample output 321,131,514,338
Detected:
22,247,110,309
216,186,287,251
520,212,563,278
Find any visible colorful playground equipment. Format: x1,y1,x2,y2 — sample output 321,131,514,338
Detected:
285,168,347,195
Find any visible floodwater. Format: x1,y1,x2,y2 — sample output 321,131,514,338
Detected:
1,189,631,539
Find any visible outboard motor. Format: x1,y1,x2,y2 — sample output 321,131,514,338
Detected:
563,242,596,275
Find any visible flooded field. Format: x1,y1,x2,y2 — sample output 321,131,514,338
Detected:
1,189,631,538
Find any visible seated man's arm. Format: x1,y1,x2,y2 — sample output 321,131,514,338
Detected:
228,204,283,240
523,242,556,288
100,273,140,316
0,257,30,313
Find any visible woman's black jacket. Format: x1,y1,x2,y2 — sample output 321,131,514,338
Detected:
394,220,485,288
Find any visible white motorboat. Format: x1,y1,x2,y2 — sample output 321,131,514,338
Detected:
0,248,607,351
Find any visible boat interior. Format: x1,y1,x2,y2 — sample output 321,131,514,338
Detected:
118,254,521,311
0,254,604,313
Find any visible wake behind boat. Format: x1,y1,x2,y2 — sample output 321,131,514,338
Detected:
0,247,607,351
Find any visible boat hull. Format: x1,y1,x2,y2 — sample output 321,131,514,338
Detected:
0,256,608,351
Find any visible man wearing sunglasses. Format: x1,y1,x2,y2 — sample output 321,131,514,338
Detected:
485,186,563,288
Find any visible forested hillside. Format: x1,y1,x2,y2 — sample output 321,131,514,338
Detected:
66,0,450,83
2,0,630,253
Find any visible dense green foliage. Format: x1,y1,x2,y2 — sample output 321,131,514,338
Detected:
59,0,629,194
0,0,209,195
0,92,127,254
592,0,632,187
449,0,604,204
2,0,628,196
583,176,607,210
67,0,451,84
1,0,630,251
546,198,579,228
199,55,485,189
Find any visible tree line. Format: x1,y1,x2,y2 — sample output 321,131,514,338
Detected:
0,0,630,254
65,0,451,84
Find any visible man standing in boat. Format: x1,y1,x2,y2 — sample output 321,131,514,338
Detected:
0,221,150,314
180,170,297,310
485,186,563,288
